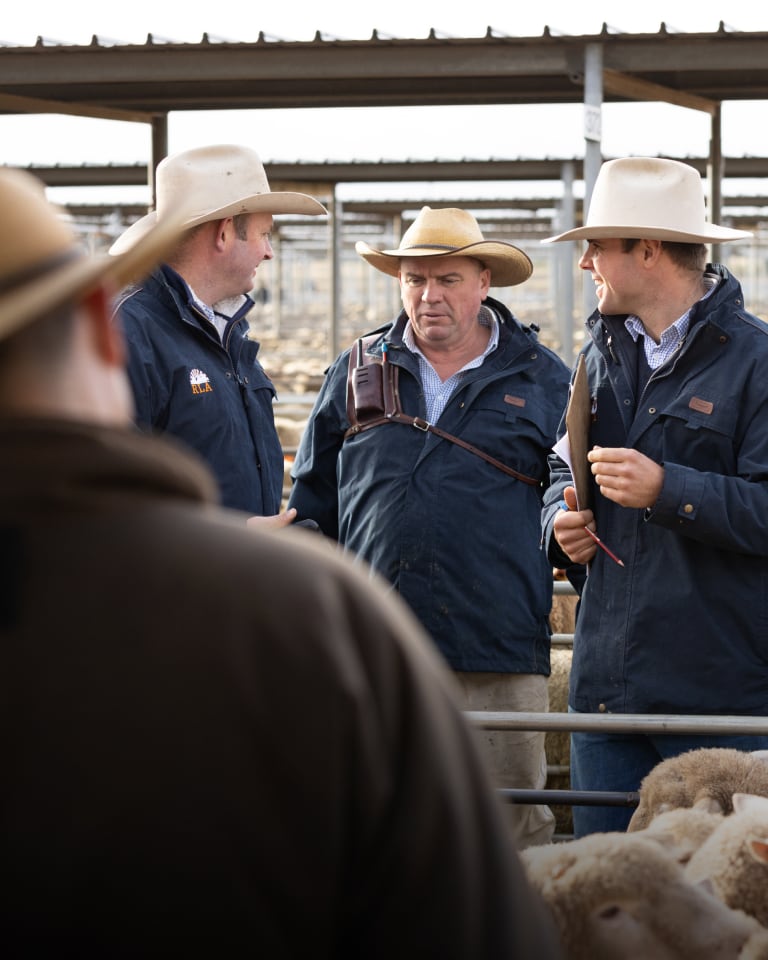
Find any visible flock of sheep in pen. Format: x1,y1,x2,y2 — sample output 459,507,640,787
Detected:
521,746,768,959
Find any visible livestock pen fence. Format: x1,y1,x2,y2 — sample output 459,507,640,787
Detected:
468,578,768,830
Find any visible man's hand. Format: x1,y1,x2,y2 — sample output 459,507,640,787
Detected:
246,508,297,530
588,446,664,509
552,486,597,564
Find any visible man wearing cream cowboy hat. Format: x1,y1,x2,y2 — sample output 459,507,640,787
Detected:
289,205,573,849
111,143,327,525
542,156,768,837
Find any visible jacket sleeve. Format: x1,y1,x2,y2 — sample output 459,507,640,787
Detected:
116,296,168,432
648,435,768,556
287,351,351,538
541,368,577,556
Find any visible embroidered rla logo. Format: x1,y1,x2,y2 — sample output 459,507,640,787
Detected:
190,368,213,395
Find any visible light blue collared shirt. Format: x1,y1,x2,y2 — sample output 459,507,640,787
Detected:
624,272,719,369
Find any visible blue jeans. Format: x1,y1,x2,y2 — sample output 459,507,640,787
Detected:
570,727,768,837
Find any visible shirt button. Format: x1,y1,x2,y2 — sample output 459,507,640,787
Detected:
683,503,694,514
598,703,607,713
648,407,656,414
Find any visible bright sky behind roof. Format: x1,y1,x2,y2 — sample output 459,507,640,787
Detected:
2,0,767,204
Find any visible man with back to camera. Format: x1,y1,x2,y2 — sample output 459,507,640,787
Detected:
542,156,768,836
288,206,573,849
0,168,564,958
110,143,327,527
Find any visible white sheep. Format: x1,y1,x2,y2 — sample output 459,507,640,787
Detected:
685,793,768,928
627,748,768,832
638,806,725,865
521,831,768,959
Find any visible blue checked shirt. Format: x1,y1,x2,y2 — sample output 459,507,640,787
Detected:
624,272,719,369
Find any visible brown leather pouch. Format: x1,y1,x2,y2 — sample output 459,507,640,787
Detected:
350,360,386,419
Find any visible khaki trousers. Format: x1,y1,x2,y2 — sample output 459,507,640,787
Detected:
454,672,555,850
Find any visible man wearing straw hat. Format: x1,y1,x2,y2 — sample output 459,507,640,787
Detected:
0,169,564,958
289,206,572,849
110,144,327,525
542,156,768,837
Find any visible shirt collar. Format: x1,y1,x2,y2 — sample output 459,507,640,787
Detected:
624,272,719,345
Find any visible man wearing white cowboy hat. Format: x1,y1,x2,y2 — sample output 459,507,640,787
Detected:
111,143,327,524
288,205,573,849
0,169,564,959
541,156,768,836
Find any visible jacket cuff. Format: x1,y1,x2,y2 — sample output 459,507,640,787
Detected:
646,462,704,524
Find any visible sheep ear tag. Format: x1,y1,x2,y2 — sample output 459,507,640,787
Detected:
748,838,768,864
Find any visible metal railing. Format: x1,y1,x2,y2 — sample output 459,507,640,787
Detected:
467,575,768,812
468,711,768,811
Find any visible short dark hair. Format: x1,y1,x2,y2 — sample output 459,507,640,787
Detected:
621,238,707,271
233,213,250,241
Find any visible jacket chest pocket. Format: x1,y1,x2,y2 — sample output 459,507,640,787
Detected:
656,395,738,473
463,393,554,477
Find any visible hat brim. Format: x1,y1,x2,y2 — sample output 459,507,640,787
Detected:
543,223,753,244
355,239,533,287
0,205,190,342
110,190,327,255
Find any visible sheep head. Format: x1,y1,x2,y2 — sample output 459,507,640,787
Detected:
522,832,767,959
628,748,768,832
686,792,768,928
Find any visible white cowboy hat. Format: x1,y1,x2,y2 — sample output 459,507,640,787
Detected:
544,157,752,244
110,143,327,255
355,206,533,287
0,168,190,343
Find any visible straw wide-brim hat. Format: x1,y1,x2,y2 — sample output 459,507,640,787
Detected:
110,143,327,255
0,167,191,343
355,206,533,287
544,157,752,244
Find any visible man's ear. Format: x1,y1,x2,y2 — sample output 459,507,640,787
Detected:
81,284,126,368
641,239,663,264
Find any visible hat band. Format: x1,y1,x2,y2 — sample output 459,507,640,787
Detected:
0,247,83,296
402,243,461,252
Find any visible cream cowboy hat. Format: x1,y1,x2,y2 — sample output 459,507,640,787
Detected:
544,157,752,244
355,206,533,286
0,167,190,343
110,144,327,255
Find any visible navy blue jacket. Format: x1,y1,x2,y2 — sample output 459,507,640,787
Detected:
115,266,283,515
289,298,571,674
543,265,768,716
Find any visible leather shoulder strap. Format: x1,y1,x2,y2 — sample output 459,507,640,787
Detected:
343,338,539,485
